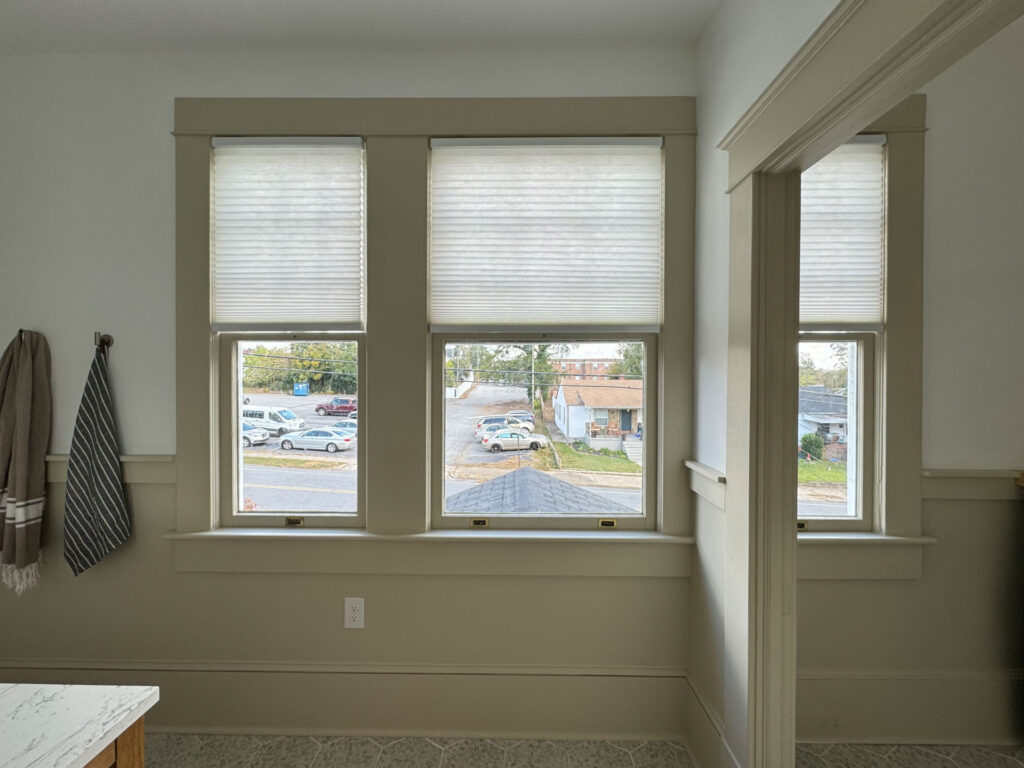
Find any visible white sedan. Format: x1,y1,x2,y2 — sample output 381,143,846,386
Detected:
481,430,548,452
279,428,356,453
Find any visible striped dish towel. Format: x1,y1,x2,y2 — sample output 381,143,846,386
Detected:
64,348,131,576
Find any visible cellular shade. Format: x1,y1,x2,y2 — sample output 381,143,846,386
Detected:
800,141,886,324
211,138,365,330
429,140,664,328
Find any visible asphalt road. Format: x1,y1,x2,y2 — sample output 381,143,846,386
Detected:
242,466,643,514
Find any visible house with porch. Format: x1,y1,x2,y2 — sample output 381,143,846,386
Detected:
553,379,643,459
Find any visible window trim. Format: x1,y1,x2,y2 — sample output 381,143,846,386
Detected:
429,333,658,531
217,331,366,529
792,100,926,541
173,97,695,541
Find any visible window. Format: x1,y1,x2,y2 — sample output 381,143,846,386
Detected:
429,139,662,529
174,98,693,539
797,138,884,531
211,138,366,528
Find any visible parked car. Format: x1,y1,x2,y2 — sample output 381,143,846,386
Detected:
241,406,305,436
475,415,533,432
482,430,547,452
241,422,269,447
315,396,358,416
348,410,357,420
475,423,506,441
505,410,535,422
329,419,359,432
279,428,356,453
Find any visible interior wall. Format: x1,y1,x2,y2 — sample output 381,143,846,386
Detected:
796,16,1024,742
693,0,840,472
0,46,697,737
0,44,695,454
918,15,1024,470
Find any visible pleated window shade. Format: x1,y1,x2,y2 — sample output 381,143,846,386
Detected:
429,140,664,328
800,141,886,324
211,139,365,330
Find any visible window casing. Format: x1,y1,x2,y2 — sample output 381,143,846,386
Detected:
173,98,694,538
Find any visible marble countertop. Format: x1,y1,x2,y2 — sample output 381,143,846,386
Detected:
0,683,159,768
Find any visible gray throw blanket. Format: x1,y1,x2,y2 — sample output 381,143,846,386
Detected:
64,348,131,576
0,330,52,594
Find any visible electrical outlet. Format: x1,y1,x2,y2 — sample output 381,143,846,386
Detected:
344,597,364,629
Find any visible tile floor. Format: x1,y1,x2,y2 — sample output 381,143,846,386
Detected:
144,734,693,768
145,735,1024,768
797,743,1024,768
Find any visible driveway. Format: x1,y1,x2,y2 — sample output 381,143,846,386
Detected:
444,383,534,467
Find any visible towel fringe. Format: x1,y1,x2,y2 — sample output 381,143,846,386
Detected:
1,559,41,595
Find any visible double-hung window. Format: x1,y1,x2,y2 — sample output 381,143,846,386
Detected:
428,139,663,530
211,138,366,528
174,97,693,539
797,138,885,530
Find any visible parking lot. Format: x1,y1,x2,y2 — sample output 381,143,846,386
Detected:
238,384,641,514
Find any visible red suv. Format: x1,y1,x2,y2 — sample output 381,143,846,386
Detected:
315,396,358,416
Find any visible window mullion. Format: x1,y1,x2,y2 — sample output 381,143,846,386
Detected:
364,136,430,534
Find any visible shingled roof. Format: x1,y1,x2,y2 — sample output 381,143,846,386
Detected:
558,379,643,409
445,466,637,516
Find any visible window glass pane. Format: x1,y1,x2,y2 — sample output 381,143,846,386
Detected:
798,340,859,519
443,341,645,517
236,340,358,515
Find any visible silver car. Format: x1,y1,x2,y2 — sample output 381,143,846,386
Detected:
279,428,356,453
241,422,270,447
481,430,548,452
329,419,359,432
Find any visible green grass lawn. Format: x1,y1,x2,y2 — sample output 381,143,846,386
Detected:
244,455,344,471
552,442,641,474
797,459,847,483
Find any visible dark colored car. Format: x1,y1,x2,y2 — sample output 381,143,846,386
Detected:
315,396,358,416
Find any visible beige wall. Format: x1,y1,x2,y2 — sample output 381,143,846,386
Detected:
0,474,690,736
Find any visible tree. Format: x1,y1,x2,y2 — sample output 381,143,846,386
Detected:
495,343,570,403
801,433,824,460
799,352,818,386
609,342,644,378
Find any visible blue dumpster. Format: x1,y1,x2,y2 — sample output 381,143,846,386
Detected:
293,381,309,396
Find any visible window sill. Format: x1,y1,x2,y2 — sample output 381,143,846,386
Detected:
166,528,693,578
797,533,937,580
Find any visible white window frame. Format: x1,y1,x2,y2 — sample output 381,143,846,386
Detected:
217,331,366,529
796,332,875,531
430,333,658,531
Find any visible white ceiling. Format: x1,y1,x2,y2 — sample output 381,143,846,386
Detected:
0,0,720,54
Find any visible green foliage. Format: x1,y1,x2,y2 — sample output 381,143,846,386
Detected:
241,342,357,395
800,433,824,460
609,342,644,378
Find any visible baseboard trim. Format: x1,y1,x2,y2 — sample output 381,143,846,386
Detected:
682,677,727,768
0,657,687,679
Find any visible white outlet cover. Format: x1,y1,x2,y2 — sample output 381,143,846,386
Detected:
344,597,364,629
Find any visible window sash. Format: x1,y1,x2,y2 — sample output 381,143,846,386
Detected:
217,332,366,529
429,332,658,531
796,331,875,532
